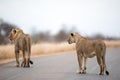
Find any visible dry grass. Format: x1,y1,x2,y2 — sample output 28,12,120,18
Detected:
0,42,75,63
0,45,14,60
31,42,75,56
0,40,120,63
105,40,120,48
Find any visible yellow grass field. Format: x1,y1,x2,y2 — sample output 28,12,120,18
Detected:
0,40,120,63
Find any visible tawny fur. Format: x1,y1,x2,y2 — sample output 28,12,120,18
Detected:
67,32,109,75
8,28,33,67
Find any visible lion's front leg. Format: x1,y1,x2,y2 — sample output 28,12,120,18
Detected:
77,54,84,74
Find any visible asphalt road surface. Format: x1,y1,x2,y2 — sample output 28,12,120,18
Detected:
0,48,120,80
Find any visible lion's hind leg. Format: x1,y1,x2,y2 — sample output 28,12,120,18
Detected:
22,58,30,68
26,58,30,67
102,56,109,75
15,50,20,67
21,60,33,67
21,61,24,67
97,56,104,75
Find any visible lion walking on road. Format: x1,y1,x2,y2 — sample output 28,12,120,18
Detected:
9,28,33,67
67,32,109,75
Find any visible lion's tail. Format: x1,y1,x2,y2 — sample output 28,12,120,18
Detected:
30,60,33,64
104,59,109,75
105,70,109,75
104,58,109,75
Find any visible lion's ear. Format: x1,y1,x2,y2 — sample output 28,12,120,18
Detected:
13,29,16,33
71,33,74,36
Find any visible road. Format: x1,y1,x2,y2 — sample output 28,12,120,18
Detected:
0,48,120,80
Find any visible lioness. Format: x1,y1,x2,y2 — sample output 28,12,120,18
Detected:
67,32,109,75
8,28,33,67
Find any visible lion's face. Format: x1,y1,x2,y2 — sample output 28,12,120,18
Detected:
8,28,23,41
67,33,76,44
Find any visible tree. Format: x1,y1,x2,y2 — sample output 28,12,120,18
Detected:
0,19,16,44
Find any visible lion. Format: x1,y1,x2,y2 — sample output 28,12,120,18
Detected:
8,28,33,67
67,32,109,75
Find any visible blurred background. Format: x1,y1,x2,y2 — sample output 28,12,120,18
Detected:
0,0,120,44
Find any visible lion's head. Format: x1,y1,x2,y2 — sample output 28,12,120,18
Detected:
67,33,75,44
8,28,24,41
67,32,83,44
